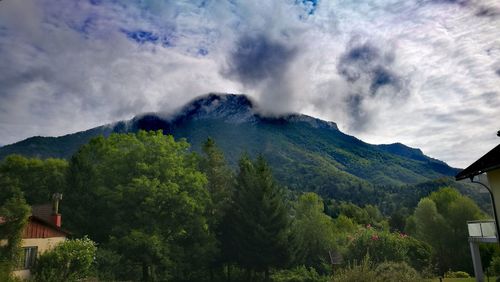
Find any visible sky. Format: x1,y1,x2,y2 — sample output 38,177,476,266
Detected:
0,0,499,168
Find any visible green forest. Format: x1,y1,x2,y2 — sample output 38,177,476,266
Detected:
0,130,498,281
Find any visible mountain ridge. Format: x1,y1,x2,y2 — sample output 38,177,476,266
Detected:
0,93,459,194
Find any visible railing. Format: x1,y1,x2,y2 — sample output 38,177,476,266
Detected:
467,220,496,238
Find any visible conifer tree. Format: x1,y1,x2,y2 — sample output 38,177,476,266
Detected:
200,138,234,225
200,138,234,281
226,154,289,280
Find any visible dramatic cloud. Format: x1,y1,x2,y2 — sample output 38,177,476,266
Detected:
0,0,499,168
226,34,297,86
336,41,408,130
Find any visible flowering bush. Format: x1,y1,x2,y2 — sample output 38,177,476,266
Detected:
345,227,431,271
33,237,97,282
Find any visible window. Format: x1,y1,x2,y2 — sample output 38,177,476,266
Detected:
17,246,37,270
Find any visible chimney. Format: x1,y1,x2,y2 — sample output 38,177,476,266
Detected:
51,193,63,228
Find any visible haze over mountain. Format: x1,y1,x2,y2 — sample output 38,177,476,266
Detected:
0,94,460,198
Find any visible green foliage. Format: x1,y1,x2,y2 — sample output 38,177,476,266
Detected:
0,122,488,280
444,270,471,278
0,101,470,213
345,226,431,271
373,261,420,282
33,237,97,282
389,208,409,232
409,187,484,274
271,266,328,282
200,137,234,221
327,201,387,229
0,176,30,280
0,155,68,205
333,256,420,282
290,193,337,272
65,131,215,281
224,155,290,277
332,255,377,282
94,248,123,281
488,255,500,276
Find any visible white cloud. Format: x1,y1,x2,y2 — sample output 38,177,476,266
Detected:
0,0,499,168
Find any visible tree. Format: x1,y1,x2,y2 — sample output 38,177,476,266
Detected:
408,187,484,274
33,237,97,282
0,155,68,205
225,155,290,280
200,137,234,225
290,192,337,272
65,131,215,281
0,176,30,281
199,138,234,279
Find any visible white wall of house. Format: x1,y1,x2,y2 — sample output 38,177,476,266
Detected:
488,169,500,225
12,236,66,280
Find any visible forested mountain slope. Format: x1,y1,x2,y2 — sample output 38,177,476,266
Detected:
0,93,460,197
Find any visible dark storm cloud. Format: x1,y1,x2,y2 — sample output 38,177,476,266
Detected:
345,94,369,131
496,69,500,76
476,6,500,18
337,43,381,82
224,34,298,86
336,41,407,131
370,66,401,95
338,42,402,96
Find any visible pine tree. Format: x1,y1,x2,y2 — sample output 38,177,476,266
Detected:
200,138,234,281
200,138,234,225
226,154,290,280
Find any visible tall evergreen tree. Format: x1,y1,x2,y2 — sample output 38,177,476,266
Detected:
200,138,234,226
225,155,289,280
200,138,234,280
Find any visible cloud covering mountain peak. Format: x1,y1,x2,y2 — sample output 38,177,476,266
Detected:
0,0,499,167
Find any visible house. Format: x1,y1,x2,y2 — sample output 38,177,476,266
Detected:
456,143,500,234
456,137,500,282
12,193,70,280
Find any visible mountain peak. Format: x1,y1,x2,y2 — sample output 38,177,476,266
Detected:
175,93,257,123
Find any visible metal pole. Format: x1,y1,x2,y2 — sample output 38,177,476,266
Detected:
470,177,500,248
469,240,484,282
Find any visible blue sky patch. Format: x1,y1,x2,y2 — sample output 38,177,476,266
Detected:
198,48,209,56
301,0,318,15
123,30,159,44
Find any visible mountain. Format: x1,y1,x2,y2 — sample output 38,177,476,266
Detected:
0,93,460,199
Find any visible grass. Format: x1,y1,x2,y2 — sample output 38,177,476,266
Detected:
428,278,496,282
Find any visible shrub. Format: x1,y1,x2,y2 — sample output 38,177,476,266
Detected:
488,256,500,276
444,270,471,278
272,266,328,282
333,255,421,282
332,256,377,282
33,237,97,282
345,227,431,271
374,261,420,282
